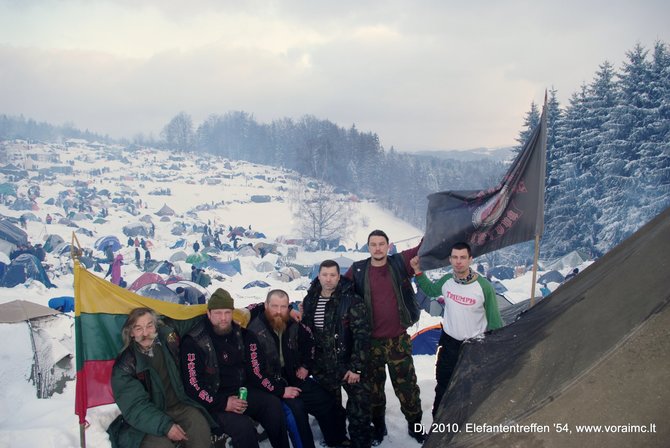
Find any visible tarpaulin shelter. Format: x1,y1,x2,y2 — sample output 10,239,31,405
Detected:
1,253,55,288
205,259,242,277
425,206,670,448
0,300,73,399
0,219,28,246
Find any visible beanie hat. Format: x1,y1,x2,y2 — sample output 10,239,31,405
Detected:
208,288,234,310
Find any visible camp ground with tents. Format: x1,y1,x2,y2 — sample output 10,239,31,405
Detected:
0,140,666,447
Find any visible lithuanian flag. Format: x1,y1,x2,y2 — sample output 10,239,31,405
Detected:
74,260,248,424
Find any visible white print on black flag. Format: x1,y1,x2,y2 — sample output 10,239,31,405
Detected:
419,101,548,270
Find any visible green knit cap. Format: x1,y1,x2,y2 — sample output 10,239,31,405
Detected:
208,288,235,310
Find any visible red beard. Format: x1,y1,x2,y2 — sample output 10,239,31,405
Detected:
266,311,288,332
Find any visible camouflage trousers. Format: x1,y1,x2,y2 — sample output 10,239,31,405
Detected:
367,333,422,425
316,376,372,448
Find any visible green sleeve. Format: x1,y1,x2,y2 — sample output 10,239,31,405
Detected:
479,277,503,330
415,273,451,298
111,364,174,437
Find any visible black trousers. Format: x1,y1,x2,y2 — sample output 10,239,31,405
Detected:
297,377,347,446
433,331,463,418
282,396,315,448
215,387,289,448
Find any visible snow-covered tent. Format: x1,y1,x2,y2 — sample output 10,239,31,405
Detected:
540,250,590,271
94,235,122,252
243,280,271,289
135,283,179,303
206,259,242,277
43,234,65,253
122,222,149,237
169,251,188,262
1,253,55,288
0,219,28,246
237,245,258,257
256,261,275,272
128,272,165,291
155,204,176,216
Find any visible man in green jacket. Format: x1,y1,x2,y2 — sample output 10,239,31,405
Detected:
108,307,213,448
411,242,503,418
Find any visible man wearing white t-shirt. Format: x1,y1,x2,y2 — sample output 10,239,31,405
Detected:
410,242,503,418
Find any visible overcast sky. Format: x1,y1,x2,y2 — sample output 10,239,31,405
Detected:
1,0,668,151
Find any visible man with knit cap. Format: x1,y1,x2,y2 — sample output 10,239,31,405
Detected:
179,288,290,448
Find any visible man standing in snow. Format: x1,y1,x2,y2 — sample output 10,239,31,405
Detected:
411,241,503,417
108,307,213,448
345,230,424,445
302,260,371,448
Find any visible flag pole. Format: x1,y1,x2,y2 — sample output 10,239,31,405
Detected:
530,234,540,307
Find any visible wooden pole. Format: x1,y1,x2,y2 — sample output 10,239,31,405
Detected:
530,234,541,307
79,422,86,448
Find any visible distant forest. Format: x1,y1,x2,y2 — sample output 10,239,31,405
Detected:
1,42,668,264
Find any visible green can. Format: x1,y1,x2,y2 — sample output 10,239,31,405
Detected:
238,387,248,401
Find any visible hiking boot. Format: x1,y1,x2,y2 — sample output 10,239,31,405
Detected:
407,423,426,444
319,438,351,448
370,416,387,446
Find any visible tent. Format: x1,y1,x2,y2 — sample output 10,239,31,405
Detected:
155,204,176,216
0,219,28,246
122,222,149,237
139,214,154,224
279,266,301,281
166,281,210,302
44,234,65,253
538,269,565,285
256,260,275,272
540,249,591,271
169,251,188,262
411,324,442,355
21,212,40,222
205,259,242,277
243,280,271,289
128,272,165,291
10,198,36,211
0,300,74,398
135,283,179,303
1,253,55,288
94,235,122,252
487,266,515,280
425,207,670,448
237,245,258,257
186,252,210,266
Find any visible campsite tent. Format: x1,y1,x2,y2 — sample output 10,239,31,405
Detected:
1,253,55,288
128,272,165,291
205,259,242,277
540,249,590,271
44,234,65,253
538,269,565,284
256,260,275,272
0,219,28,246
135,283,179,303
94,235,122,252
425,207,670,448
155,204,176,216
411,324,442,355
122,222,149,237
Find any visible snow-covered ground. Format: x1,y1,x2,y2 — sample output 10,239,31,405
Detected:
0,141,586,447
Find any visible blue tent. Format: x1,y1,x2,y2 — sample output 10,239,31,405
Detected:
0,219,28,246
411,324,442,355
94,235,122,252
48,296,75,312
1,253,55,288
243,280,271,289
206,259,242,277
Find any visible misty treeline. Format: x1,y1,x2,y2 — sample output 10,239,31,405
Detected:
0,116,112,144
160,112,505,230
516,42,670,262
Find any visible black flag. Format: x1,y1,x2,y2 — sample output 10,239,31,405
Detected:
419,100,548,270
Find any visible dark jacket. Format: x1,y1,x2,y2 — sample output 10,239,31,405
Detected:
107,324,213,448
247,305,315,386
350,253,420,329
302,276,370,387
180,319,286,411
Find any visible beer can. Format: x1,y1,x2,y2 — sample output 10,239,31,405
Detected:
238,387,248,401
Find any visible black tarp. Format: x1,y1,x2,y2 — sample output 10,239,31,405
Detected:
425,206,670,448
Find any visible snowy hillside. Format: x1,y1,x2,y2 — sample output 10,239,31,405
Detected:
0,141,586,448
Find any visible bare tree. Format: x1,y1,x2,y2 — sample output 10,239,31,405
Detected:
161,112,194,151
294,181,354,249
